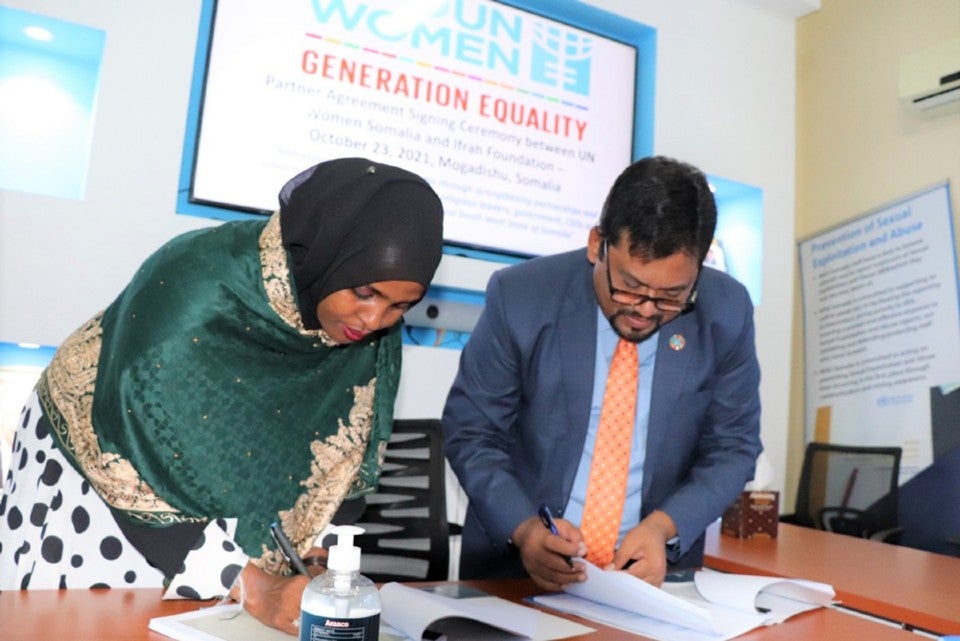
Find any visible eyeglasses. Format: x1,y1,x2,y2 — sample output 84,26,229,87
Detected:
603,241,698,313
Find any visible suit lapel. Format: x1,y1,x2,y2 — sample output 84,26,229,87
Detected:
558,264,598,497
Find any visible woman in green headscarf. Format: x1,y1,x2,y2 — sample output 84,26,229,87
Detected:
0,158,444,634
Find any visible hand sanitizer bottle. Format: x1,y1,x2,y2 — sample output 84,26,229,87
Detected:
299,525,380,641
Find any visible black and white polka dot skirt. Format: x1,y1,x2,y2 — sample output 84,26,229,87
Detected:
0,390,165,590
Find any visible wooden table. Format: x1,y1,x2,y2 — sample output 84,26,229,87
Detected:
0,578,920,641
705,520,960,634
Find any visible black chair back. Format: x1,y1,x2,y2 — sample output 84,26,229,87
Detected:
787,442,901,540
353,419,450,582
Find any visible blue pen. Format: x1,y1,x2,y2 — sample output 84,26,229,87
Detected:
537,503,575,568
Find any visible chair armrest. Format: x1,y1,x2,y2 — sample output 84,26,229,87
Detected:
819,507,869,536
869,525,903,544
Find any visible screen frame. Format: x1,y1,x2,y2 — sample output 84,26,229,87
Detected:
176,0,656,261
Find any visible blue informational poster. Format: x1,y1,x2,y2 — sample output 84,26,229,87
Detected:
798,182,960,482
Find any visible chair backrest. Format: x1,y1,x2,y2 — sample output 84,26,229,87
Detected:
794,442,902,537
353,418,450,582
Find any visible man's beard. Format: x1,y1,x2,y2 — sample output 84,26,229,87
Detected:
607,309,662,343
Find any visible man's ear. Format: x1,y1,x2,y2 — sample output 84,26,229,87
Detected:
587,226,603,264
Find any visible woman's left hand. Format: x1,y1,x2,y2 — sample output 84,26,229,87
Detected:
234,561,311,636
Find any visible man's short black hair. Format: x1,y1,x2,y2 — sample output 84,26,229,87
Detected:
598,156,717,263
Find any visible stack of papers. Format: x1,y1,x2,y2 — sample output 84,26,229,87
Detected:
531,561,835,641
148,563,834,641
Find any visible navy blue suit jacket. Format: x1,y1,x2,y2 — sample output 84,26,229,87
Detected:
442,249,762,579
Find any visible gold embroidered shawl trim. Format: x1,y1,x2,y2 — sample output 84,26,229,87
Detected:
258,380,382,571
259,211,338,347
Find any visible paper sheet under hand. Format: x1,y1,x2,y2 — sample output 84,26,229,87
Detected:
564,561,721,633
149,604,292,641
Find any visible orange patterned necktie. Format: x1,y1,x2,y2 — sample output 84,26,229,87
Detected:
581,338,638,567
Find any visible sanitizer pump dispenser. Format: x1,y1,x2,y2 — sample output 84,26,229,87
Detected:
299,525,380,641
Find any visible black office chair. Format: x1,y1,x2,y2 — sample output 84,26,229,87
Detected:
352,419,451,582
781,442,902,542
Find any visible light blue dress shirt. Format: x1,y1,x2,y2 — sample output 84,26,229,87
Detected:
563,307,658,543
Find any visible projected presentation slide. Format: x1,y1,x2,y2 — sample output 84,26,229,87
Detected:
188,0,640,257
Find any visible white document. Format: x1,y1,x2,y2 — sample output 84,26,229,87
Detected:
380,582,594,641
532,561,835,641
149,604,291,641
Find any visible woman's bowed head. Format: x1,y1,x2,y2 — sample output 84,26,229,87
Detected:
280,157,445,343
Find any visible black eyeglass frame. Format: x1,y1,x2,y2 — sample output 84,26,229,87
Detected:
602,240,699,313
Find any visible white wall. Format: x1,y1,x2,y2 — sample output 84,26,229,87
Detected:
0,0,800,496
0,1,211,343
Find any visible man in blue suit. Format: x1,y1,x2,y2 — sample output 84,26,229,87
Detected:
442,156,762,590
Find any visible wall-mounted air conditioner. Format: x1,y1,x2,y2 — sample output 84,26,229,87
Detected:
899,37,960,117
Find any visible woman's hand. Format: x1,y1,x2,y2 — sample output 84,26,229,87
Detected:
233,561,310,636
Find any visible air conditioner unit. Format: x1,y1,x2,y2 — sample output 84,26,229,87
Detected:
899,37,960,117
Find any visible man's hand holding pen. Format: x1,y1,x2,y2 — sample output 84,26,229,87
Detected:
511,506,586,592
